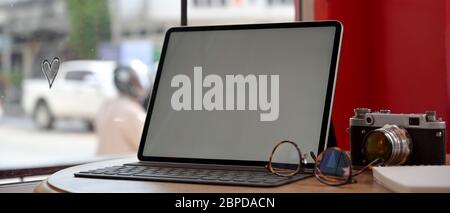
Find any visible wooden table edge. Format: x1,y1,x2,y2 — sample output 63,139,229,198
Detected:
34,179,66,193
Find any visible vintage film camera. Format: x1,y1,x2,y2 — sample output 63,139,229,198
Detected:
349,108,446,166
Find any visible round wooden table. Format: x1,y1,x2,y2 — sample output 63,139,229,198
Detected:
34,157,389,193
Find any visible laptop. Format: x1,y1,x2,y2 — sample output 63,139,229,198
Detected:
75,21,343,187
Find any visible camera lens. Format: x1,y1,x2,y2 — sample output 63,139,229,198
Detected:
363,125,412,165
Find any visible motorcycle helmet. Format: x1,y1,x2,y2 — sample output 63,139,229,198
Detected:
113,65,145,98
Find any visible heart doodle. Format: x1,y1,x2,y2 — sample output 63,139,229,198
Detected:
41,57,60,88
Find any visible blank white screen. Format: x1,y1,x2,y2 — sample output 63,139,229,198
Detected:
143,26,337,163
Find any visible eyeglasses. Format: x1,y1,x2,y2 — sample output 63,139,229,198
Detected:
266,140,382,186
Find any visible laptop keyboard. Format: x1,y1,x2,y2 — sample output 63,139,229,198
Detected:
74,164,311,187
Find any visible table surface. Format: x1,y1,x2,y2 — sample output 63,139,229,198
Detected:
34,155,450,193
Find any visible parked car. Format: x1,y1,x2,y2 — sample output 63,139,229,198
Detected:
22,60,118,130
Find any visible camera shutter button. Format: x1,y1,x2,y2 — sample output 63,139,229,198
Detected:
425,111,436,122
355,108,371,118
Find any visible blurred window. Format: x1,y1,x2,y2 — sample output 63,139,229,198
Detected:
188,0,295,26
65,71,93,81
268,0,294,6
193,0,227,7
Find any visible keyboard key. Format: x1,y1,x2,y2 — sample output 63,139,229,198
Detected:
247,178,264,183
219,176,233,181
202,176,219,180
103,172,117,175
232,177,247,182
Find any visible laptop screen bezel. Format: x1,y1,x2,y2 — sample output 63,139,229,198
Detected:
137,21,343,167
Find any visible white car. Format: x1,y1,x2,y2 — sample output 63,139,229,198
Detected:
22,60,119,130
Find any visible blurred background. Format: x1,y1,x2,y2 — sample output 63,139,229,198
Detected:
0,0,296,183
1,0,450,185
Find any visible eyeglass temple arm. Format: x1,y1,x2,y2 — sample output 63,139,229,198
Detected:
352,158,383,177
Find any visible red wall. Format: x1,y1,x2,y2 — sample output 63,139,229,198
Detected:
314,0,450,153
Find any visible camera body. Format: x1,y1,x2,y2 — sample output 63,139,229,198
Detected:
350,108,446,166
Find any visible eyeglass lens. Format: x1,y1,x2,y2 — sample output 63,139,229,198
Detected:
314,148,352,185
269,141,302,176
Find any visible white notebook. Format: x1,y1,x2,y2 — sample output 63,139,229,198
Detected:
372,166,450,193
